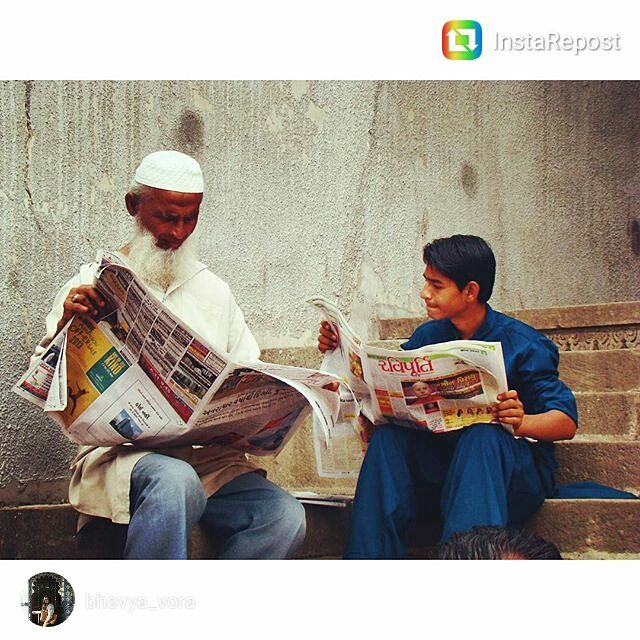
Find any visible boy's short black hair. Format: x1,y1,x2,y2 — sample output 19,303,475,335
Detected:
422,235,496,303
437,526,562,560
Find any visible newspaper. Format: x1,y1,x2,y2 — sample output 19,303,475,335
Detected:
13,253,340,455
308,296,509,476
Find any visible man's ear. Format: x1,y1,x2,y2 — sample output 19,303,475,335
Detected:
125,192,137,217
465,281,481,303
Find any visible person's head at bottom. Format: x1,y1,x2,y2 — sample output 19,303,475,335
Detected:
437,525,562,560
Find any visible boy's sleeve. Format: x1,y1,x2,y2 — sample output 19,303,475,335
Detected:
515,334,578,426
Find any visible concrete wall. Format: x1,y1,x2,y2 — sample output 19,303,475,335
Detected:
1,80,639,500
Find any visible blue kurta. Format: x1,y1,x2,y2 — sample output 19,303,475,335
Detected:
344,305,578,559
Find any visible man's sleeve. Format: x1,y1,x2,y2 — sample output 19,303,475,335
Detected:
515,335,578,426
226,292,261,362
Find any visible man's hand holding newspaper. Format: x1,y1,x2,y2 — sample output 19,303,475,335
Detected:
56,284,106,335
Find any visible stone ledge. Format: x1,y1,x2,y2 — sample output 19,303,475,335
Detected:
527,499,640,554
378,301,640,350
0,478,71,508
2,499,639,559
299,499,640,559
559,350,640,392
379,301,640,337
562,551,640,560
555,441,640,493
508,302,640,331
574,391,639,438
0,504,79,560
263,435,640,497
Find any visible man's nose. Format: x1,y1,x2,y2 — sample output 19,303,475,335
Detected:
171,221,187,239
420,285,431,300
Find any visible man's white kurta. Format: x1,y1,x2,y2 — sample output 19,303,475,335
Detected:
32,252,262,525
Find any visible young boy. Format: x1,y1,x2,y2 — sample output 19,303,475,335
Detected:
317,235,578,559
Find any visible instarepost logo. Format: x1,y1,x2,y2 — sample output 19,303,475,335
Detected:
442,20,482,60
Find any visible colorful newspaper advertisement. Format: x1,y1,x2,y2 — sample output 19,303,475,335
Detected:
14,253,340,455
14,330,67,410
308,296,509,476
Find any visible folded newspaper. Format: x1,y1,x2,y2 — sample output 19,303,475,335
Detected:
13,252,340,455
308,296,509,477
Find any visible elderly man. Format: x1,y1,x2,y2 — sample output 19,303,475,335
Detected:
31,150,306,559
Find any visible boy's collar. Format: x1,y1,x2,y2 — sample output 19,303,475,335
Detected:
445,304,495,340
469,304,496,340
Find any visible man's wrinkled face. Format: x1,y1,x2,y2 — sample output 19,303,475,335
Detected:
128,188,202,250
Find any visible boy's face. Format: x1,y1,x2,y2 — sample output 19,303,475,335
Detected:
420,264,471,321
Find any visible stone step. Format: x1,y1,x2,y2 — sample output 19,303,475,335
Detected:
499,302,640,333
0,504,82,560
2,498,638,560
555,439,640,493
4,440,634,546
558,350,640,392
377,301,640,349
296,498,640,559
525,499,640,556
574,391,639,437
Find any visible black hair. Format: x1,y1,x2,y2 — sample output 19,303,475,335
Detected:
437,526,562,560
422,235,496,303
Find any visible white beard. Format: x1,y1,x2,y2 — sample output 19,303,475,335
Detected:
126,219,199,291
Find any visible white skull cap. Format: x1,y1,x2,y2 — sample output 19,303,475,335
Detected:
134,150,204,193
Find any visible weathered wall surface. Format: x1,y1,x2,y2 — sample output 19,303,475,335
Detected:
1,80,639,499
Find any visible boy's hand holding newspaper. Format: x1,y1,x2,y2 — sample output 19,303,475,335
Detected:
491,390,525,431
317,320,339,353
316,324,340,392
